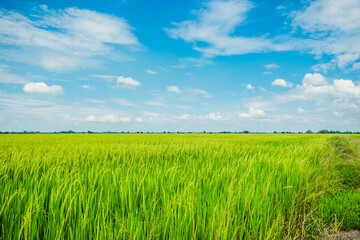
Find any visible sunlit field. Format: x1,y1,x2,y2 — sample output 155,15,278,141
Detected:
0,134,359,239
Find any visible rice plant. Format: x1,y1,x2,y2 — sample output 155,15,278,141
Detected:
0,134,353,239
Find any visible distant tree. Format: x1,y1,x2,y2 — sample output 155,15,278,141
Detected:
317,129,329,134
243,130,249,134
306,130,313,134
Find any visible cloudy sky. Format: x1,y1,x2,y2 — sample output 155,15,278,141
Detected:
0,0,359,132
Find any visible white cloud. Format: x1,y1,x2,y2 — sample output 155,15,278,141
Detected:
0,92,139,131
145,101,168,107
85,113,131,123
352,62,360,70
166,0,360,71
239,107,266,118
186,88,213,98
91,75,118,81
0,6,138,72
81,84,95,90
0,66,27,84
167,85,181,93
197,112,228,121
293,0,360,34
292,0,360,69
113,98,134,106
297,107,305,114
169,57,214,68
135,116,144,123
278,73,360,101
176,88,213,101
260,87,266,91
40,54,96,72
246,84,255,90
177,114,190,120
166,0,283,57
181,58,214,67
23,82,64,95
113,76,141,89
146,69,157,74
1,88,359,131
311,62,336,73
302,73,327,86
272,79,293,88
332,79,360,98
134,112,169,124
264,64,279,70
84,99,103,104
208,112,222,120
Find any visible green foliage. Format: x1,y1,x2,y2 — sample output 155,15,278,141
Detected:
319,191,360,230
0,134,357,239
317,136,360,232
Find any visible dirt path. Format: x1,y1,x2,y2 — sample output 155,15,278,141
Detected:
335,230,360,240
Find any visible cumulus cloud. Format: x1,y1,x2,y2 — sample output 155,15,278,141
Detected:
85,113,131,123
246,84,255,90
23,82,64,95
302,73,327,86
113,76,141,89
167,85,181,93
304,78,360,99
276,73,360,102
272,79,293,88
239,107,266,118
0,6,138,72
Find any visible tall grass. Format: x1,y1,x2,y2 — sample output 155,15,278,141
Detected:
0,134,339,239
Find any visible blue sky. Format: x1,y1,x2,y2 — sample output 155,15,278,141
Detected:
0,0,359,132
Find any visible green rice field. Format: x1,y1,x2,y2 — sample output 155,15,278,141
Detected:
0,134,359,239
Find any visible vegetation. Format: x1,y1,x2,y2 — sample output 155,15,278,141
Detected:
0,134,359,239
317,136,360,232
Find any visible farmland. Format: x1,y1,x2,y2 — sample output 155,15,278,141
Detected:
0,134,359,239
